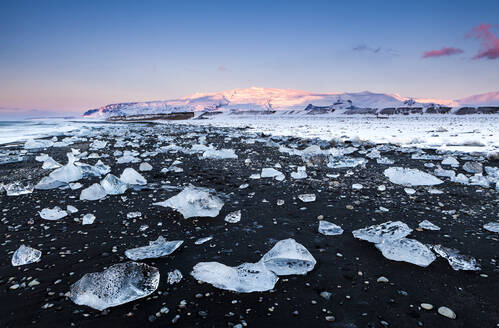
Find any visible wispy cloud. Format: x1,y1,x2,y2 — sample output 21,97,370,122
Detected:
352,44,398,56
422,47,464,58
467,23,499,60
217,65,229,72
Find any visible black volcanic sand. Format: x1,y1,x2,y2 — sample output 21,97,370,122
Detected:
0,123,498,328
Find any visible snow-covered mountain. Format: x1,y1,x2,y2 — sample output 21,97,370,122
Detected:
83,87,498,118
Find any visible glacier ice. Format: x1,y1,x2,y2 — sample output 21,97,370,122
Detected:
225,210,241,223
318,221,344,236
11,245,42,266
202,148,238,159
483,222,499,233
298,193,316,202
167,269,183,284
82,214,96,225
41,157,61,170
375,238,436,267
352,221,412,244
260,238,316,276
125,237,183,261
49,153,83,183
139,162,153,171
35,176,66,190
441,157,459,166
120,168,147,185
153,186,224,219
67,205,78,213
69,261,160,311
24,139,54,150
4,182,34,196
462,162,483,174
191,261,278,293
291,166,307,179
384,167,443,186
261,168,284,179
327,157,367,169
39,206,68,221
418,220,441,231
80,183,107,201
195,236,213,245
432,245,480,271
100,174,128,195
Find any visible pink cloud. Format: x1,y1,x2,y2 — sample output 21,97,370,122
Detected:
467,23,499,60
422,47,464,58
217,65,229,72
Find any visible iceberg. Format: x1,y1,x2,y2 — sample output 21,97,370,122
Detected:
69,262,160,311
39,206,68,221
4,182,34,196
432,245,480,271
318,221,343,236
375,238,436,267
80,183,107,201
41,157,62,170
49,153,83,183
352,221,412,244
120,168,147,185
191,261,278,293
125,237,183,261
384,167,443,186
11,245,42,266
260,238,316,276
100,174,128,195
153,186,224,219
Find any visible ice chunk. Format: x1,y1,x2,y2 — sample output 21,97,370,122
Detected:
352,221,412,244
191,261,278,293
298,193,316,202
90,140,107,150
153,186,224,219
24,139,54,150
167,269,183,284
195,236,213,245
80,183,107,201
327,157,367,169
483,222,499,233
69,182,83,190
352,183,363,190
49,153,83,183
375,238,436,267
418,220,440,231
4,182,34,196
42,157,62,170
225,210,241,223
39,206,68,221
462,162,483,174
139,162,153,171
126,211,142,219
441,157,459,166
11,245,42,266
69,261,160,311
432,245,480,271
318,221,343,236
82,214,96,225
35,176,66,190
261,168,284,179
124,237,183,261
202,148,238,159
291,166,307,179
120,168,147,185
384,167,443,186
67,205,78,213
100,174,128,195
260,238,316,276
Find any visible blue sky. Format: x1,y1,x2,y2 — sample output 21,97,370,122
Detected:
0,0,498,114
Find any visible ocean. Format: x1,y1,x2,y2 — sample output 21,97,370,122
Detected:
0,120,89,145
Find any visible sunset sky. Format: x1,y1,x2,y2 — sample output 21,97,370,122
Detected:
1,0,498,115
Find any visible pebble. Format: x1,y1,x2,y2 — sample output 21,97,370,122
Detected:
325,316,335,322
420,303,433,310
377,276,389,283
437,306,456,319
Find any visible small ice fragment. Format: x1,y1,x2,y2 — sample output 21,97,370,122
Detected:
260,238,316,276
352,221,412,244
239,183,249,189
404,188,416,195
418,220,440,231
378,185,386,191
191,261,278,293
225,210,241,223
100,174,128,195
42,157,62,170
375,238,436,267
124,237,183,261
69,182,83,190
39,206,68,221
384,167,443,186
195,236,213,245
67,205,78,213
483,222,499,233
261,168,283,178
167,269,183,284
153,186,224,219
126,211,142,219
24,139,54,150
69,261,160,311
139,162,153,171
298,193,316,202
318,221,343,236
352,183,363,190
441,157,459,166
11,245,42,266
202,149,238,159
291,166,307,179
462,162,483,174
432,245,480,271
4,182,34,196
80,183,107,201
249,173,261,179
120,168,147,185
82,214,96,225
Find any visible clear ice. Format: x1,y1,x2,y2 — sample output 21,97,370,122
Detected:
120,168,147,185
39,206,68,221
125,237,183,261
11,244,42,266
225,210,241,223
384,167,443,186
318,221,344,236
260,238,316,276
100,174,128,195
375,238,436,267
432,245,481,271
80,183,107,201
352,221,412,244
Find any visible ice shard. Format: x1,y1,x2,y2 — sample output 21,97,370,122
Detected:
375,238,436,267
418,220,441,231
100,174,128,195
49,153,83,183
120,168,147,185
260,238,316,276
432,245,481,271
11,245,42,266
384,167,443,186
39,206,68,221
124,237,183,261
318,221,344,236
352,221,412,244
80,183,107,201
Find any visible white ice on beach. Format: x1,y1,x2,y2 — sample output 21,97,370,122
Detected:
318,220,344,236
24,139,54,150
418,220,441,231
261,167,284,179
327,157,367,169
375,238,436,267
432,245,481,271
195,236,213,245
41,157,61,170
4,182,34,196
202,148,238,159
139,162,153,171
100,174,128,195
384,167,443,186
124,237,183,261
153,186,224,219
291,166,307,179
352,221,412,244
80,183,107,201
82,214,96,225
67,205,78,213
441,156,459,166
69,262,160,311
49,153,83,183
483,222,499,233
260,238,316,276
191,261,278,293
298,193,316,202
225,210,241,223
120,168,147,185
39,206,68,220
11,245,42,266
167,269,183,284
